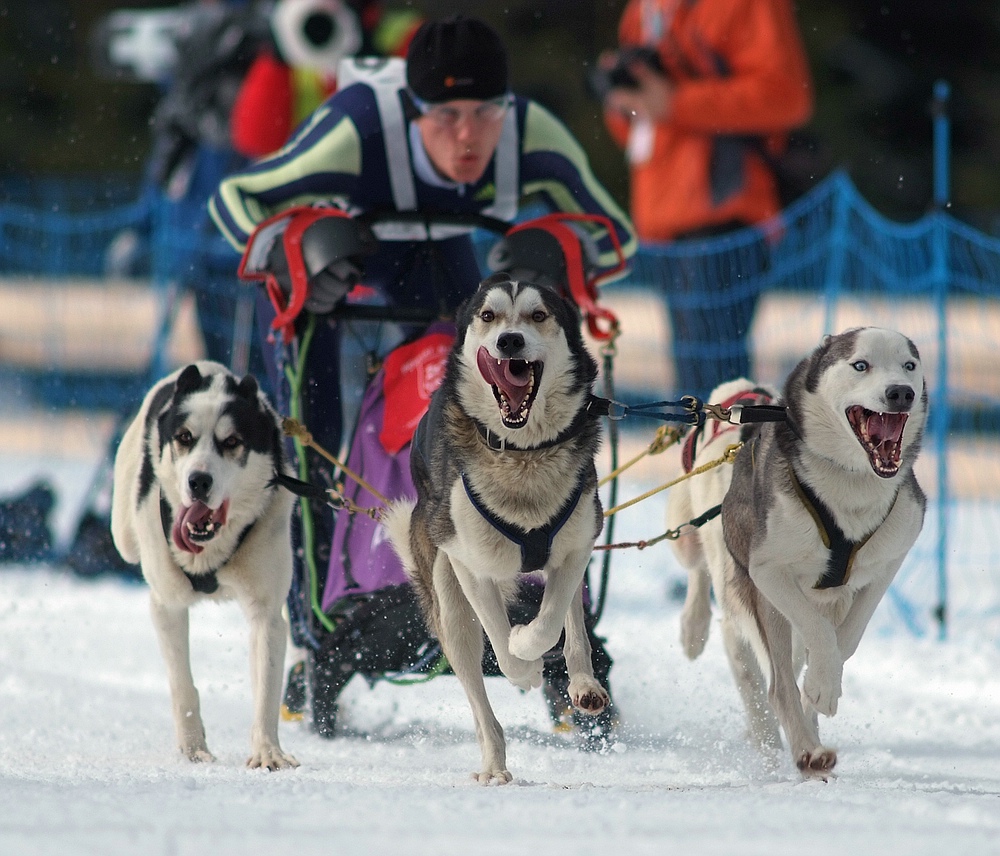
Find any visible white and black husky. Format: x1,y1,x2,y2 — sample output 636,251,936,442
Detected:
111,361,298,769
384,275,611,784
668,327,927,779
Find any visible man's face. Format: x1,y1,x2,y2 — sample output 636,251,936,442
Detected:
414,96,510,185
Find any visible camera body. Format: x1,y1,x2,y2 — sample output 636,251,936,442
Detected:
587,45,665,102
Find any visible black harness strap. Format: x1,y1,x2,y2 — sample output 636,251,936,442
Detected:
788,469,891,590
461,471,588,574
682,388,776,473
159,494,256,594
689,502,722,529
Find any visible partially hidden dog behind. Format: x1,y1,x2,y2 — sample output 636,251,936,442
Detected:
667,327,927,779
384,274,611,784
111,361,298,769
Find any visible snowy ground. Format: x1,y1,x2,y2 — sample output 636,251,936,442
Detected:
2,450,1000,855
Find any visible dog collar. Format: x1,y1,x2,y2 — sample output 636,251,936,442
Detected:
158,494,256,593
474,394,607,453
789,467,896,589
461,471,588,573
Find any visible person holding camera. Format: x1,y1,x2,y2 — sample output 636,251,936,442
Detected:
598,0,813,399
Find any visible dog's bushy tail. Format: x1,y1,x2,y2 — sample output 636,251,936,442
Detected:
382,500,417,576
382,498,440,634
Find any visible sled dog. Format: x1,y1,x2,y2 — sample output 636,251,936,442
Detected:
384,274,611,784
668,328,927,778
111,361,298,769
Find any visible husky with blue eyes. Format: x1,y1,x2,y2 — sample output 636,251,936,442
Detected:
670,327,927,780
111,361,298,770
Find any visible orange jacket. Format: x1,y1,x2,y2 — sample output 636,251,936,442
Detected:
605,0,813,241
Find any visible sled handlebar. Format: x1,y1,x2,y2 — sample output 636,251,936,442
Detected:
242,209,622,337
355,209,512,236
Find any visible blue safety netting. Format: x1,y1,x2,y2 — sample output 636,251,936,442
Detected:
3,169,998,431
2,169,999,637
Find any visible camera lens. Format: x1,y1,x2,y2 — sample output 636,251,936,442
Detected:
303,12,335,48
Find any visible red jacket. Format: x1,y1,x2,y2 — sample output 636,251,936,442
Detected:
230,52,336,159
231,10,422,159
605,0,813,241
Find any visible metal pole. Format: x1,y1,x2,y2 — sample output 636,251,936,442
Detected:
932,80,951,210
930,80,951,640
821,173,851,334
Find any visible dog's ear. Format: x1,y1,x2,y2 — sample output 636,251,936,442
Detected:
236,374,259,401
174,364,203,397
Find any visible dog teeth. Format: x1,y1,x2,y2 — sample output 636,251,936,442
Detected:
497,375,535,425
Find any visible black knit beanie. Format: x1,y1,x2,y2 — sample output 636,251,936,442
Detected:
405,16,509,103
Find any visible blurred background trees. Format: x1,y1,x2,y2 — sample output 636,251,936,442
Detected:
3,0,1000,226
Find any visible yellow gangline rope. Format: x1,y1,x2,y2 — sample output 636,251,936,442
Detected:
282,417,390,506
603,442,743,519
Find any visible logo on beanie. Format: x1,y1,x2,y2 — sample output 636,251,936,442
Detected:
406,17,509,103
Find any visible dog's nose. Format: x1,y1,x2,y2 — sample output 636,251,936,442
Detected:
496,331,525,356
885,384,915,412
188,471,213,502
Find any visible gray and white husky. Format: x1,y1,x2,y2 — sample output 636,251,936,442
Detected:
384,275,610,784
668,328,927,779
111,361,298,769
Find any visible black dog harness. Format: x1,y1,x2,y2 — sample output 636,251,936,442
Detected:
789,469,897,589
461,471,588,574
159,494,255,594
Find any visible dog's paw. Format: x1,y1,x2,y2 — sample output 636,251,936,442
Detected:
471,768,513,786
183,747,216,763
508,623,554,662
246,744,300,771
679,607,711,660
796,746,838,781
802,653,843,717
567,676,610,714
499,654,543,691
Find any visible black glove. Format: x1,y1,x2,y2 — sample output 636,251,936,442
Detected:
265,240,362,315
304,258,361,313
488,223,599,293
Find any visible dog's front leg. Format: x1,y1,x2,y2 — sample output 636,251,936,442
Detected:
749,559,843,717
433,553,511,784
149,596,214,762
244,599,299,770
836,560,901,661
451,558,542,692
757,598,836,779
561,579,610,715
508,548,590,663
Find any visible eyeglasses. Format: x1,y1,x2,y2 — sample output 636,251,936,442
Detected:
410,93,512,129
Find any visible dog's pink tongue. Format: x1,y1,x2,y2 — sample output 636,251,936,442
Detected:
172,501,228,554
868,411,907,444
867,411,908,470
476,346,531,412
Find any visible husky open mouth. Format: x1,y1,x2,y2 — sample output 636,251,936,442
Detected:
476,346,543,428
846,405,908,478
172,499,230,554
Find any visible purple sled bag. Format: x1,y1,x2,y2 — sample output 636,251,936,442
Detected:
322,324,453,613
